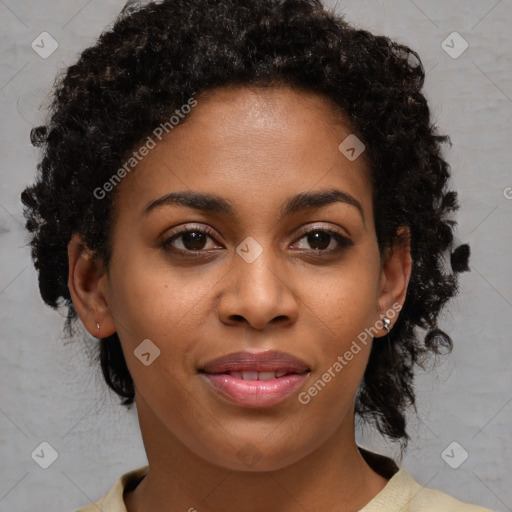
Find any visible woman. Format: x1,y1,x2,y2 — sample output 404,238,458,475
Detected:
21,0,494,510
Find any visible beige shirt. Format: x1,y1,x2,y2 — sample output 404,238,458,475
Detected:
75,465,495,512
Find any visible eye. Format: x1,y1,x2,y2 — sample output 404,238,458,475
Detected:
161,225,221,253
161,224,354,257
291,228,354,253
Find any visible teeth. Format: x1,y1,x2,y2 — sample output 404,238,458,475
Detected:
241,371,259,380
258,371,277,380
230,371,290,380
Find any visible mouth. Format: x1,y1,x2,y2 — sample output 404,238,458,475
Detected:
198,350,311,408
200,369,303,380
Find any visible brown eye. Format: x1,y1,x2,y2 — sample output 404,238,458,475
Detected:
292,229,354,253
177,231,209,251
162,225,221,254
305,231,331,250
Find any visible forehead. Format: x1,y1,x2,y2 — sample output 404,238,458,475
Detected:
113,85,373,224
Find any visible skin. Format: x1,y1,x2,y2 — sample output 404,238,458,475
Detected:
68,85,412,512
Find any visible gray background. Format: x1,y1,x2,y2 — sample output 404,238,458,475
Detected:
1,1,511,511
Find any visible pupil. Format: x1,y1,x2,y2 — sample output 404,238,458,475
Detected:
183,231,206,250
308,231,330,250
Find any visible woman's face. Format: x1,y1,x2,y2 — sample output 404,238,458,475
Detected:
85,85,408,471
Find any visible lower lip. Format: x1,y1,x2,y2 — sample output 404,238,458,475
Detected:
200,372,309,408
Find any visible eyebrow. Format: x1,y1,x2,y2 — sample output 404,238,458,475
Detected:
141,188,365,224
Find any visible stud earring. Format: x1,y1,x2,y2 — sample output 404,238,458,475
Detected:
96,322,101,338
383,316,391,333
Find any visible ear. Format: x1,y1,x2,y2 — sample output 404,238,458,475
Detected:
375,226,412,336
67,233,116,339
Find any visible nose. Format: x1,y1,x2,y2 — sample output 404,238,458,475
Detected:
216,245,300,330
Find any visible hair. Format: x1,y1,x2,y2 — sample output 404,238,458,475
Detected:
21,0,470,453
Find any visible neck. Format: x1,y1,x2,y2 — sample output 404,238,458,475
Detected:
125,396,389,512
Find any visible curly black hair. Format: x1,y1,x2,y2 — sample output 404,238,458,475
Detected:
21,0,470,453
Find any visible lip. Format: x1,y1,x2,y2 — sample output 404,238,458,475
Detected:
200,350,310,374
199,350,311,408
201,372,309,408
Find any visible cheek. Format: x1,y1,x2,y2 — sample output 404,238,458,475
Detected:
107,248,212,346
296,280,376,420
106,248,224,403
295,253,381,391
298,254,381,338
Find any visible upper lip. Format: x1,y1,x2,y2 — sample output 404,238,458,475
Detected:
200,350,310,374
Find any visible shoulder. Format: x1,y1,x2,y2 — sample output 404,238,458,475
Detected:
73,466,148,512
360,469,496,512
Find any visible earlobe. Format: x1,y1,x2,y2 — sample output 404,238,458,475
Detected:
376,226,412,334
67,233,116,339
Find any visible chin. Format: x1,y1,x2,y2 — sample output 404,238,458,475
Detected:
188,432,315,473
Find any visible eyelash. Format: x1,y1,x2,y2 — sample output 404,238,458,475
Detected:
161,224,354,257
